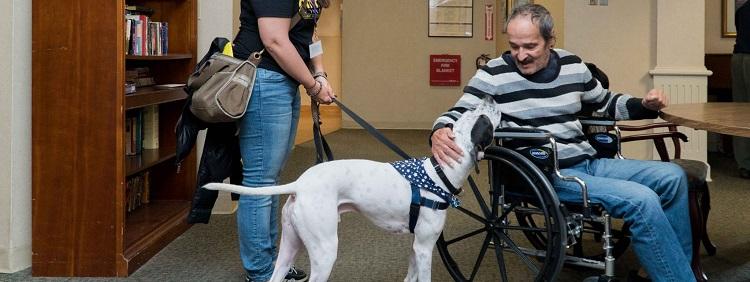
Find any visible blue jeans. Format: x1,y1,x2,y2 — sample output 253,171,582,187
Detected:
237,68,301,282
553,158,695,282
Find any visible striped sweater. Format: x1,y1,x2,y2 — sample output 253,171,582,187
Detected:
433,49,658,167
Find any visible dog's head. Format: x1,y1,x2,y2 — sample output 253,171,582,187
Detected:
452,96,501,155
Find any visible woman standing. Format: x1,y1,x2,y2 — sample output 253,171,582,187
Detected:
232,1,335,281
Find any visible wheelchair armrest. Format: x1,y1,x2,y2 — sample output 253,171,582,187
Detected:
494,127,552,140
578,116,616,127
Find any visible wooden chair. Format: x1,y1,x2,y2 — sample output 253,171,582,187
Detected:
618,122,715,282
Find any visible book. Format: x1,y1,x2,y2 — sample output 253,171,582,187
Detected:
142,105,159,149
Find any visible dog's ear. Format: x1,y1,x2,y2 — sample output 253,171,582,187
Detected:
470,114,494,149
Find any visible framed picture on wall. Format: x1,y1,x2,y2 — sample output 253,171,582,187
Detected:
506,0,533,20
428,0,473,37
724,0,747,38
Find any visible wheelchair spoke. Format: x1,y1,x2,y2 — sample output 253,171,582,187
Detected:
444,227,487,245
490,231,510,282
493,228,541,275
494,201,519,224
454,206,490,224
467,176,492,218
468,233,494,281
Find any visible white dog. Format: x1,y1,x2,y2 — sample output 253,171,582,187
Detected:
204,99,501,282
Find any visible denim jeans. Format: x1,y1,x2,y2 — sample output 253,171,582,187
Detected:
553,158,695,282
237,68,301,282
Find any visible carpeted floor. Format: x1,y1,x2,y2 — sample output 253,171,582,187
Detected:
3,129,750,281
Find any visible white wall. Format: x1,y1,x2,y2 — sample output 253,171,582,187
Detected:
0,0,32,273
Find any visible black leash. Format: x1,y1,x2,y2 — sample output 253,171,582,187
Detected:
311,99,412,163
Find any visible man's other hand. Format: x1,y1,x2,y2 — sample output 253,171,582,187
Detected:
642,89,668,111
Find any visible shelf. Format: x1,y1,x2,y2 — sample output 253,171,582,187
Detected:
126,53,193,61
126,87,187,110
123,200,191,274
126,149,176,177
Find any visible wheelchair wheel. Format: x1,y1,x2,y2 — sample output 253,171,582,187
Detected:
436,147,566,281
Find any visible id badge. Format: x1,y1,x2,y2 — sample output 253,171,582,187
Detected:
309,41,323,58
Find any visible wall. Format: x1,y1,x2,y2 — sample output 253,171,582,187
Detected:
706,0,735,53
564,0,657,158
197,0,235,214
0,0,32,273
342,1,497,129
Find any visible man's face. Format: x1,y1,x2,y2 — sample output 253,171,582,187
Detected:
507,15,552,75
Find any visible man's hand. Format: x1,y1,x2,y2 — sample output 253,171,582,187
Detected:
430,127,464,167
642,88,668,111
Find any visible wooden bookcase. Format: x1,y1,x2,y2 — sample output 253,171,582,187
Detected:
32,0,197,277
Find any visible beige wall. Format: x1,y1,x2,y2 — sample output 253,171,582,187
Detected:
0,0,31,273
342,1,496,129
564,0,657,159
706,0,735,53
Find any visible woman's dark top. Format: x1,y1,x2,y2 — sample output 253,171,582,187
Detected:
234,0,316,79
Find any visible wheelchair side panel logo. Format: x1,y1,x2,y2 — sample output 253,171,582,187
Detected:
529,148,550,159
594,134,614,144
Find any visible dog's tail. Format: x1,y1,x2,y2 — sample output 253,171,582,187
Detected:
202,182,297,196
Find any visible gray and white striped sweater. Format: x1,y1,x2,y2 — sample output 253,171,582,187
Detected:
433,49,658,167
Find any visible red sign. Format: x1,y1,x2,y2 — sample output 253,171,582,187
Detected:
430,55,461,86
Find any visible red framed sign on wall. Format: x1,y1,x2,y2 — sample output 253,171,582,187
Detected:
430,55,461,86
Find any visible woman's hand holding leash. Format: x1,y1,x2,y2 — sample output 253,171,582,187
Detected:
305,73,335,104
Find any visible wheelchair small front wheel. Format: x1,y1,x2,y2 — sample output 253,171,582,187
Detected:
436,147,566,281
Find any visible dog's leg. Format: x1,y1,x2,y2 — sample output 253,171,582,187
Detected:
268,200,302,282
412,213,446,282
293,201,339,282
404,251,418,282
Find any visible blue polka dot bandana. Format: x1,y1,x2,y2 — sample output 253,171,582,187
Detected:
391,158,455,206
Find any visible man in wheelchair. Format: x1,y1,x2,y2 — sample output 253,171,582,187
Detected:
431,4,694,282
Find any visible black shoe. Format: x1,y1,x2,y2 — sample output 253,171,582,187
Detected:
244,266,308,282
740,168,750,179
284,266,308,281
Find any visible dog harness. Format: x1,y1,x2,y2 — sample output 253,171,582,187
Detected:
391,158,461,233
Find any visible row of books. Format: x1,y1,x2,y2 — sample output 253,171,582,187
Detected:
126,171,151,212
125,7,168,56
125,105,159,156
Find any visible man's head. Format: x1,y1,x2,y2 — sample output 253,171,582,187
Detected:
504,4,555,75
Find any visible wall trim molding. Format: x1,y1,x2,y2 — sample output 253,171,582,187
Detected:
649,66,713,77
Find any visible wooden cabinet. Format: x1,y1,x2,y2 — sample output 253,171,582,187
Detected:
32,0,197,276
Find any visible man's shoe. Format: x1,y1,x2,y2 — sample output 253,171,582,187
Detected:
284,266,308,281
740,168,750,179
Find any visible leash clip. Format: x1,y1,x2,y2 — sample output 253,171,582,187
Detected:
450,196,461,208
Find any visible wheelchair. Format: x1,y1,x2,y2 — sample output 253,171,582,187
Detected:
435,119,633,281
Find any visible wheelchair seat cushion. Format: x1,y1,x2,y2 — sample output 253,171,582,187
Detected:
670,158,709,189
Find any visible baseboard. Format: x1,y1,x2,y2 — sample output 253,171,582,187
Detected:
0,244,31,273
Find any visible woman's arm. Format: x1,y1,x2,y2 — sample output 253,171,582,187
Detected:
258,17,334,103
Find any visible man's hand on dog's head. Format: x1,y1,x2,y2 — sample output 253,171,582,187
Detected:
431,127,464,168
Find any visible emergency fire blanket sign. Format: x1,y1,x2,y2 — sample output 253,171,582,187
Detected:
430,54,461,86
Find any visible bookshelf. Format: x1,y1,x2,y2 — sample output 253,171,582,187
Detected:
32,0,197,277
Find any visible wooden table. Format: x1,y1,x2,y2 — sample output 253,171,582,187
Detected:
660,102,750,282
660,103,750,138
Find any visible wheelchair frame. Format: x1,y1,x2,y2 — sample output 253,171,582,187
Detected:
435,120,624,281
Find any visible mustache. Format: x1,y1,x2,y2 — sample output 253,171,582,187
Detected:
516,58,533,65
